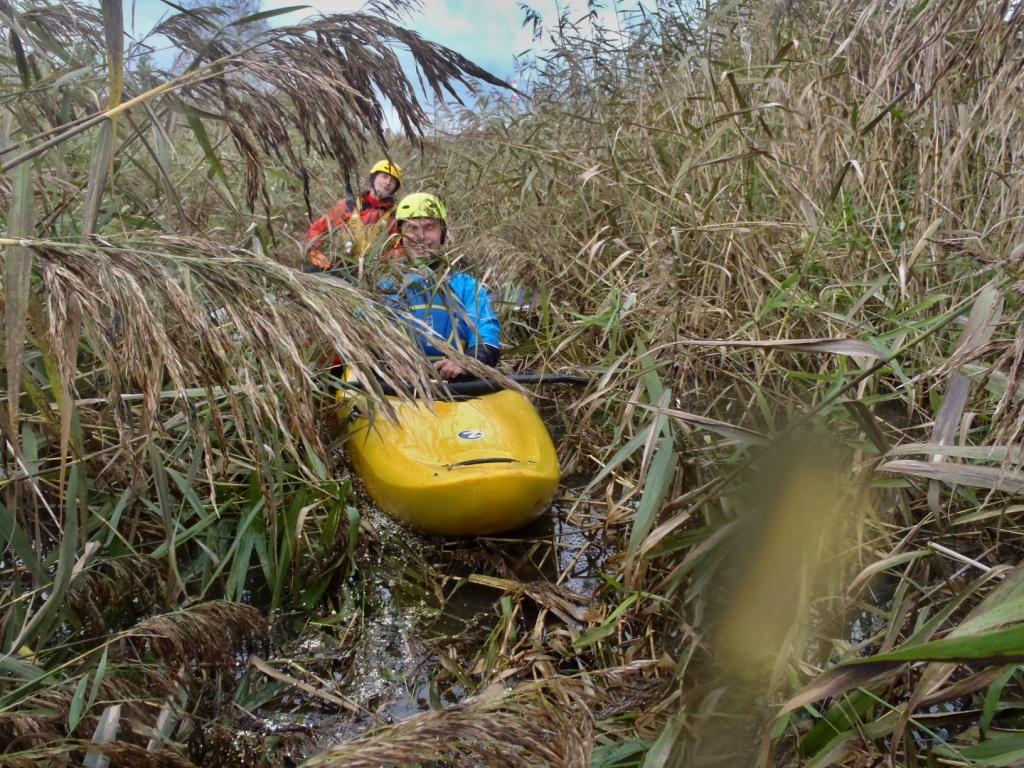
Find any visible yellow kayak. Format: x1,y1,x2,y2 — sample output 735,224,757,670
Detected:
336,380,560,536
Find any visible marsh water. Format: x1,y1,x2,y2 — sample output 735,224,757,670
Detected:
210,495,613,765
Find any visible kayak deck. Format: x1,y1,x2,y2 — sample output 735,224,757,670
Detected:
337,386,560,536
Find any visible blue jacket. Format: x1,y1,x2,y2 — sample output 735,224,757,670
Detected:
380,269,500,360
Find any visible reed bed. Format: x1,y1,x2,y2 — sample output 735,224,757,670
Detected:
2,0,1024,766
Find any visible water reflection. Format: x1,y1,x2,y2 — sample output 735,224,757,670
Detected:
239,495,611,759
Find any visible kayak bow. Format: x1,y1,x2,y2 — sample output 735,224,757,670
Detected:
336,378,562,536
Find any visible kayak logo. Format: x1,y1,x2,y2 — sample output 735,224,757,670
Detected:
458,430,484,440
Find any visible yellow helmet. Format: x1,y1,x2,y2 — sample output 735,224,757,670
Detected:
395,192,448,225
369,159,403,185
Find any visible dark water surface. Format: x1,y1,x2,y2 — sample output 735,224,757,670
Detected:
215,496,613,764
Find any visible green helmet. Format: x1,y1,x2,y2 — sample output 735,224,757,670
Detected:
395,192,448,225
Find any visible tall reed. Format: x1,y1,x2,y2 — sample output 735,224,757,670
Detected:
3,0,1024,765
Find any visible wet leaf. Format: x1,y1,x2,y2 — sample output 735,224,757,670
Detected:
879,459,1024,493
981,667,1015,737
636,403,766,444
67,674,89,732
667,337,883,359
250,655,358,712
232,5,309,27
79,0,123,235
584,420,655,491
9,28,31,86
627,432,677,555
346,504,360,564
933,731,1024,764
83,703,121,768
87,645,109,711
81,120,115,236
641,716,683,768
573,593,639,650
885,443,1024,464
4,157,34,434
803,731,856,768
783,617,1024,716
926,282,1002,514
847,549,929,593
6,480,79,653
0,499,45,583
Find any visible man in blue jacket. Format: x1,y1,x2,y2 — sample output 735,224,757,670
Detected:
386,192,500,381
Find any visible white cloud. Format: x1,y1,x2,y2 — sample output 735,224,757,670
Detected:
128,0,638,128
131,0,626,79
250,0,611,78
260,0,363,13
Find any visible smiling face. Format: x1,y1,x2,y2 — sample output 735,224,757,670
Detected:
371,172,399,198
399,217,444,261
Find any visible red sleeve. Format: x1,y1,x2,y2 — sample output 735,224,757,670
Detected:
306,214,329,243
306,198,353,244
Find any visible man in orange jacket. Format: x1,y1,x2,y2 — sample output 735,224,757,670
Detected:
305,160,402,270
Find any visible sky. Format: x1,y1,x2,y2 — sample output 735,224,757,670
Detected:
126,0,625,83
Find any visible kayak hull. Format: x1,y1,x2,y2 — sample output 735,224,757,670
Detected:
337,388,560,536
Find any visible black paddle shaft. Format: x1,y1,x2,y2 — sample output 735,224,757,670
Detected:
439,373,590,398
343,373,590,399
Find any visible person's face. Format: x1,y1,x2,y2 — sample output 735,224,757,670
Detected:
372,172,399,198
400,217,444,261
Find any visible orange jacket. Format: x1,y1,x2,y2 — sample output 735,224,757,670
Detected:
306,191,397,270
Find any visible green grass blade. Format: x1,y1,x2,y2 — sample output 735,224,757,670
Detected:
67,674,89,733
4,157,33,435
0,499,45,583
879,459,1024,493
627,429,677,556
5,490,78,654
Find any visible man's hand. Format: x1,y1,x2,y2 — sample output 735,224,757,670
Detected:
434,359,466,381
